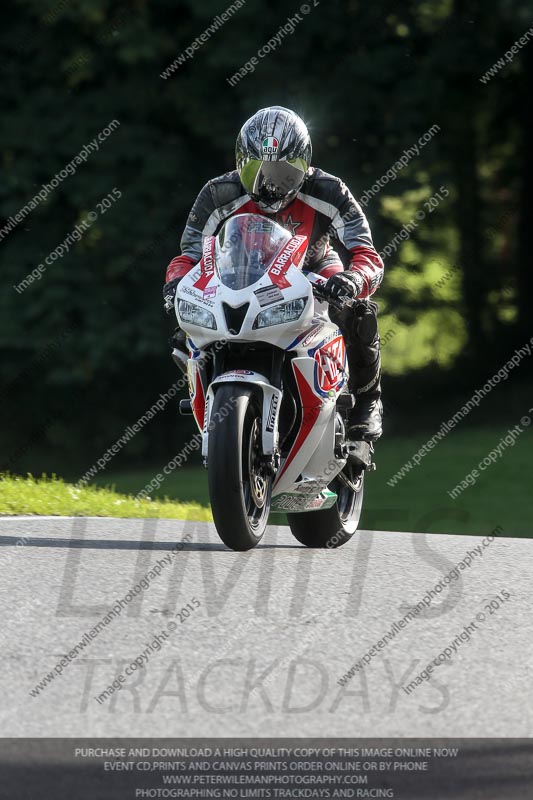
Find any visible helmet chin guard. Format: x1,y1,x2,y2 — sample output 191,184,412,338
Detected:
254,194,296,214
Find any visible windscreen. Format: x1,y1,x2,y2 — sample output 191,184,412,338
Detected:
215,213,292,290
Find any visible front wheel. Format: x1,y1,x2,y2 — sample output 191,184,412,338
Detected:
287,465,365,548
208,385,272,551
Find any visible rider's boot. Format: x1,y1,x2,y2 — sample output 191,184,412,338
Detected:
347,360,382,442
344,300,383,442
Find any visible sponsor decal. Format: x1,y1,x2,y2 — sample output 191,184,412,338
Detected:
216,370,254,381
265,394,280,433
272,493,316,511
182,285,202,298
314,335,346,393
248,219,274,233
203,285,217,300
300,324,324,348
262,136,279,155
271,491,337,512
182,285,214,307
193,236,216,291
294,480,327,495
254,284,284,307
287,324,324,351
308,495,330,509
268,235,307,289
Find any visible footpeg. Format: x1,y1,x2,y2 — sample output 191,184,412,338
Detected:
346,440,375,470
336,393,354,411
179,399,193,415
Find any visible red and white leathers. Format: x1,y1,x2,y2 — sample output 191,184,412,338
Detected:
166,167,384,439
166,167,383,293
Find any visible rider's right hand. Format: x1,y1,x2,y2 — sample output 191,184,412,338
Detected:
163,278,181,314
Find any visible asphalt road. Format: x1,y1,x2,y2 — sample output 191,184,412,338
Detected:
0,515,531,738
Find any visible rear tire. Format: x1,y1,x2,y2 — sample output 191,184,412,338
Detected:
208,385,272,551
287,466,364,548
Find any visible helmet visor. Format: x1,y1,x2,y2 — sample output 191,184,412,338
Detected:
240,158,308,201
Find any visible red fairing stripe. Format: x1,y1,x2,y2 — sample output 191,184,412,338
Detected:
276,363,322,482
166,254,196,282
349,245,384,298
268,235,308,288
191,370,205,432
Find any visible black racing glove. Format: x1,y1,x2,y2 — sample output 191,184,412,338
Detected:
163,278,181,314
325,271,365,302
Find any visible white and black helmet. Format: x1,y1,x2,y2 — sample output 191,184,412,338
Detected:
236,106,312,213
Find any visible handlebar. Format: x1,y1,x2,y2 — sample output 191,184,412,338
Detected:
307,275,356,312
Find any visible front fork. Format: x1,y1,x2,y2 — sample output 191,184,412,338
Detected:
201,374,283,469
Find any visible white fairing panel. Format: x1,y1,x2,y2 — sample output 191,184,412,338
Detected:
176,217,350,513
177,261,317,350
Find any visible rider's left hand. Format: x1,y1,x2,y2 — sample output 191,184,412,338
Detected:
326,271,364,302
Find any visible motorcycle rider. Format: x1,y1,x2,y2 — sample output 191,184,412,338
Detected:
163,106,384,441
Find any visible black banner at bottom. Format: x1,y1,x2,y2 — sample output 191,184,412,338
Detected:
0,738,530,800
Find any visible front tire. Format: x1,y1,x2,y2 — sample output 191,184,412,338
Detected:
287,465,364,548
208,386,272,551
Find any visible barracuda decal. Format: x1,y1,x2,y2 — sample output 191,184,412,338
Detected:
193,236,216,290
268,235,307,288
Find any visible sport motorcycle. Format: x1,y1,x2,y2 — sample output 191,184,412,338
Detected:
171,213,374,551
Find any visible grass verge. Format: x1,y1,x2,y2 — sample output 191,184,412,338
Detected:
0,474,212,521
1,420,531,537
